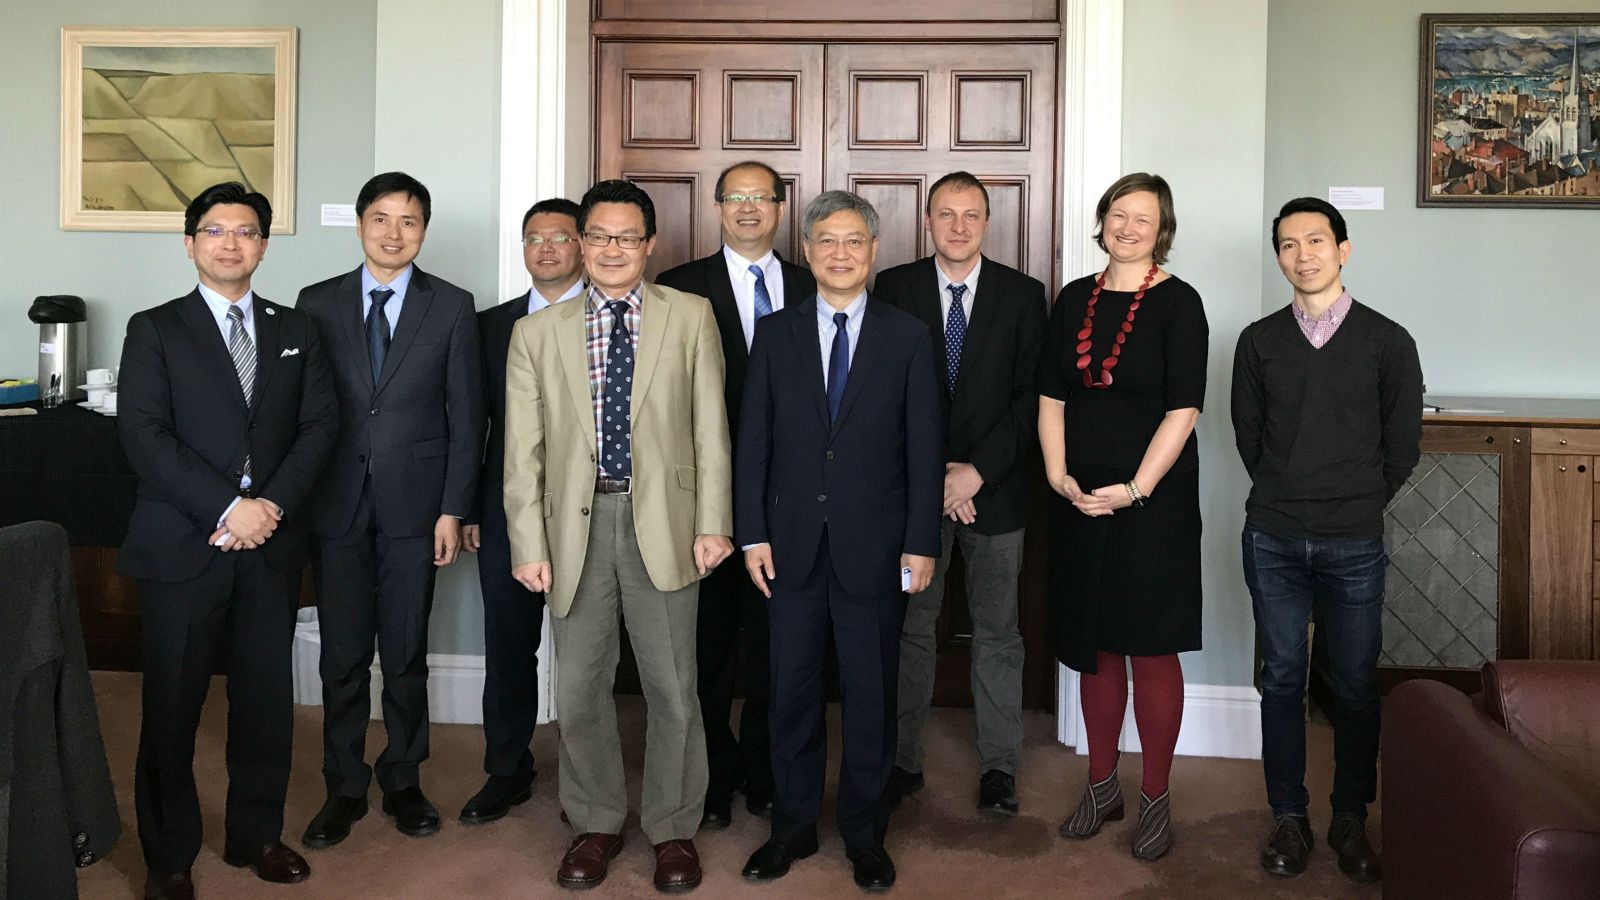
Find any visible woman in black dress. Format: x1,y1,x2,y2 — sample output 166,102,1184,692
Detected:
1038,173,1207,860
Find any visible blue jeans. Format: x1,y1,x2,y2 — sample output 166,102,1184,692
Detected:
1243,525,1386,821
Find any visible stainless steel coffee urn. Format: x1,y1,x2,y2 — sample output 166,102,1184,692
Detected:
30,295,88,408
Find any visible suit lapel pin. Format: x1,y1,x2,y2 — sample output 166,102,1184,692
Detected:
264,307,276,315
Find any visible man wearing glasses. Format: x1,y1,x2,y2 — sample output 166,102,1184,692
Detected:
458,198,586,826
502,179,733,892
118,182,336,899
657,161,817,829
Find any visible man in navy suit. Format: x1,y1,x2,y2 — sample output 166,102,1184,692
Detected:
656,161,817,828
736,191,942,892
458,197,586,824
118,182,337,899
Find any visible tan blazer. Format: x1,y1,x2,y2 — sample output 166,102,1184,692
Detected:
502,283,733,617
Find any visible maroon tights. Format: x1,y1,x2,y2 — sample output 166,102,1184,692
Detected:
1079,652,1184,796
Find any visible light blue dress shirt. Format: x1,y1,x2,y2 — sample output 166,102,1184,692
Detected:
815,292,866,390
360,264,414,336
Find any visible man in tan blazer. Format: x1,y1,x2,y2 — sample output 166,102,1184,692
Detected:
503,179,733,894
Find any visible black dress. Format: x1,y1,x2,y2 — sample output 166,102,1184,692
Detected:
1038,275,1208,673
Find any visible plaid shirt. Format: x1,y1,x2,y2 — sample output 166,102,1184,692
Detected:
585,284,643,476
1291,290,1353,349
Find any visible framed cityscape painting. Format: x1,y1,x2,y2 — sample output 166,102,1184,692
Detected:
60,27,298,232
1419,14,1600,208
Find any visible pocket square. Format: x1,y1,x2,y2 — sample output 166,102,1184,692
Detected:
280,347,300,357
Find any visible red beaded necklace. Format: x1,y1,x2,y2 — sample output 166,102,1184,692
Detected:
1075,264,1157,388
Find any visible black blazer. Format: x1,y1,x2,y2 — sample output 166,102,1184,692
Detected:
655,249,816,438
116,291,337,581
735,296,943,597
472,289,539,529
296,266,485,538
874,255,1047,534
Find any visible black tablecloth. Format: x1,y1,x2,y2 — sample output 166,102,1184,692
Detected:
0,404,136,547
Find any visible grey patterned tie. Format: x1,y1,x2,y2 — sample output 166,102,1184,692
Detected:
226,304,255,479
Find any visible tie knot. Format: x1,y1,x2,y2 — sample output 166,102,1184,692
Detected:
608,300,630,318
948,283,967,302
833,312,849,328
748,263,766,281
370,287,394,308
226,304,245,322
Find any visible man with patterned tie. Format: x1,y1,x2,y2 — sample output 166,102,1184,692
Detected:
873,171,1047,817
117,182,337,899
296,172,485,848
501,179,733,892
657,161,817,829
737,191,943,892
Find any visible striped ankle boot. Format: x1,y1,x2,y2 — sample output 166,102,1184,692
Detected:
1059,769,1123,839
1131,790,1174,860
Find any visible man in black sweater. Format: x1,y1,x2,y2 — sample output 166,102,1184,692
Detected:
1232,197,1422,885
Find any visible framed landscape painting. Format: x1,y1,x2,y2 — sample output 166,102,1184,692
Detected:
1419,14,1600,208
60,27,298,232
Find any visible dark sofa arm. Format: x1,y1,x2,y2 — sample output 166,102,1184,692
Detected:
1383,679,1600,900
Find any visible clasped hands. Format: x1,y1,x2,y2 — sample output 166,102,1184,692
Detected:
1048,471,1134,517
208,497,281,551
511,534,733,595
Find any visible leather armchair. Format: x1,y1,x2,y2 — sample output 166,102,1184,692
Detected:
1383,661,1600,900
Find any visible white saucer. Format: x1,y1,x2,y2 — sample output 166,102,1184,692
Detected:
96,409,118,416
78,400,102,409
79,382,117,390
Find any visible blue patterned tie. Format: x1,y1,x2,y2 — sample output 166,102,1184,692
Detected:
826,311,849,423
601,300,634,479
944,283,968,396
366,287,393,381
749,264,774,320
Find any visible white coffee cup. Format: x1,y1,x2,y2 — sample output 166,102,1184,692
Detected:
86,386,111,406
87,368,114,385
101,392,118,413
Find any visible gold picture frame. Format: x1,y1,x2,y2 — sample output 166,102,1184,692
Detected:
60,26,298,232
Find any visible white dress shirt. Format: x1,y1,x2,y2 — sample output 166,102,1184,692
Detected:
816,292,866,390
197,283,256,346
723,245,786,349
528,278,587,315
934,255,981,322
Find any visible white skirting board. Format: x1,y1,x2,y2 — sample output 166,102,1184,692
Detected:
1056,664,1262,760
291,613,556,726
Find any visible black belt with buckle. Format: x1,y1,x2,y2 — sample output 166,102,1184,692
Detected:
595,476,631,494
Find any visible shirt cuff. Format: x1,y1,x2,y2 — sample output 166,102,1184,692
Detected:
218,495,242,528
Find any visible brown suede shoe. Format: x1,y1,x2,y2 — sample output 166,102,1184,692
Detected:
221,840,311,884
144,871,194,900
652,839,702,893
557,832,624,889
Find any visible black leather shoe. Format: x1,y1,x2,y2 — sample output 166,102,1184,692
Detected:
1260,814,1313,877
882,766,924,809
222,840,311,884
1328,815,1382,883
382,786,441,837
701,792,733,830
459,774,534,825
741,838,818,881
144,871,194,900
744,791,774,818
847,845,897,892
977,769,1019,816
302,795,368,849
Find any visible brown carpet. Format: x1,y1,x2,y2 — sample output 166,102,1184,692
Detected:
77,672,1379,899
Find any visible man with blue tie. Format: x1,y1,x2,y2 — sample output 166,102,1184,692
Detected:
657,161,817,828
737,191,943,892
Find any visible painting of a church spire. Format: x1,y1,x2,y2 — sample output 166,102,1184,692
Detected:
1420,15,1600,208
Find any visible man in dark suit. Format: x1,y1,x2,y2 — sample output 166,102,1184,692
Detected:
296,172,485,846
118,182,337,900
656,161,817,828
874,171,1046,817
736,191,942,892
457,197,586,824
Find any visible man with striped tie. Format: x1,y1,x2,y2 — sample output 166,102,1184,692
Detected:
117,181,337,899
657,161,816,829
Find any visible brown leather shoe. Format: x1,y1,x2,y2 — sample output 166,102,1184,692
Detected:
222,839,312,884
653,839,702,893
143,871,194,900
557,832,624,889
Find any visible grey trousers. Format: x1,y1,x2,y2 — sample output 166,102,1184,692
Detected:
896,520,1025,775
551,492,707,844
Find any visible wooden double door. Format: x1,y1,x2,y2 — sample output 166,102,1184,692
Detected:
596,39,1059,709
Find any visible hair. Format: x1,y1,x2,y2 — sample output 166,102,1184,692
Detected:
184,182,272,237
926,171,989,217
521,197,582,232
578,179,657,239
1271,197,1348,249
1092,172,1177,265
714,161,785,202
357,172,432,225
801,190,880,240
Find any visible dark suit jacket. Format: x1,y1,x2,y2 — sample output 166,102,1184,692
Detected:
116,291,337,581
874,255,1047,534
735,295,943,598
471,289,548,530
297,266,485,538
656,249,816,441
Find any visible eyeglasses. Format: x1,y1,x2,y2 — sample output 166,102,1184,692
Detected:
719,193,777,206
809,236,870,252
582,232,646,249
523,234,577,246
197,226,264,241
